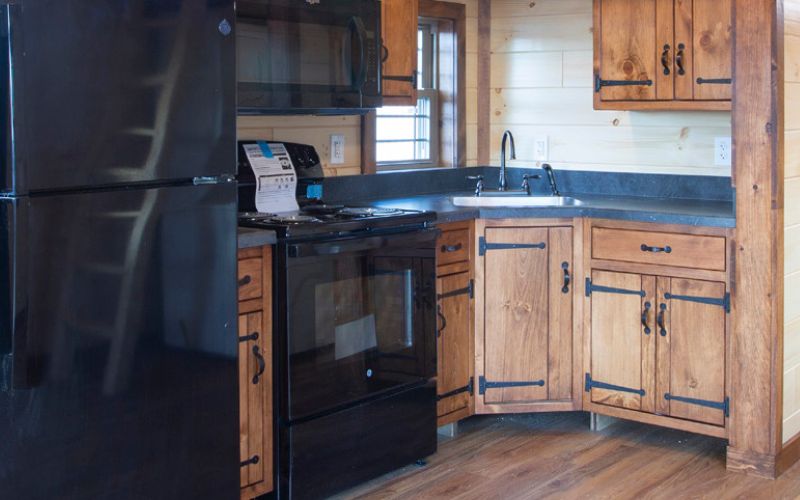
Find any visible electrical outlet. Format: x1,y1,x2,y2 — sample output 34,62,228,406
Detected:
330,134,345,165
534,136,549,162
715,137,732,167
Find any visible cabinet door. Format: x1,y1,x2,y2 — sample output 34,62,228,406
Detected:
483,227,550,404
239,310,273,497
657,278,727,426
690,0,733,100
596,0,659,101
588,270,656,411
381,0,418,105
436,271,473,423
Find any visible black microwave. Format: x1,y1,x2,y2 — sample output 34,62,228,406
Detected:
236,0,383,114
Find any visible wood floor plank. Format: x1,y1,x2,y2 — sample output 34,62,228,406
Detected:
336,413,800,500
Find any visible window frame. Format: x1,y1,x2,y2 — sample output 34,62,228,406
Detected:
362,0,466,173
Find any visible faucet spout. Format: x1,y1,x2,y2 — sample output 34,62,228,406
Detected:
499,130,516,191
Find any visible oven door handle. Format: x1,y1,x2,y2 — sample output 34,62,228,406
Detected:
288,229,439,258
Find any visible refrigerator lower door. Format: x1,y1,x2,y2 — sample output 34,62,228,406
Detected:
0,183,239,500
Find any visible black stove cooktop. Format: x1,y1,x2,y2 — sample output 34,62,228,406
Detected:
238,204,436,240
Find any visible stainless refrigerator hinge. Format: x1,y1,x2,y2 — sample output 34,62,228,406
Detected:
193,174,235,186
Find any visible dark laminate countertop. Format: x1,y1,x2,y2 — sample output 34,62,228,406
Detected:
237,227,277,249
371,192,735,228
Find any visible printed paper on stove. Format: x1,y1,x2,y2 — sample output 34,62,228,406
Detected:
243,141,299,213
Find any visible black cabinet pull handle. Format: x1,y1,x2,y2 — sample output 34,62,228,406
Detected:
441,243,463,253
641,244,672,254
436,304,447,337
381,43,389,63
238,275,252,287
658,304,667,337
676,43,686,75
238,331,259,343
240,455,260,467
561,262,571,293
252,346,266,385
641,302,652,335
661,44,671,75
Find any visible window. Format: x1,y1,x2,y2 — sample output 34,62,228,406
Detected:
376,23,440,168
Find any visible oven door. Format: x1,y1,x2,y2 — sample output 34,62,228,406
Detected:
281,229,437,422
236,0,381,112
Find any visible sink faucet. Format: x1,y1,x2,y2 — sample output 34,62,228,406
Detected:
542,163,561,196
499,130,515,191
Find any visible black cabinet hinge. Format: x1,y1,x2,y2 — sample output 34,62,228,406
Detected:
438,279,474,300
478,376,545,395
585,278,646,298
584,373,645,396
664,291,730,313
665,393,729,417
478,237,546,256
595,74,653,93
438,377,474,400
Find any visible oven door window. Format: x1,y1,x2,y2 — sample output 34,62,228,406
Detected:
286,243,435,420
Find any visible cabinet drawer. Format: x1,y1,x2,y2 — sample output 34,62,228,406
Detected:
438,229,469,266
592,227,726,271
238,258,263,301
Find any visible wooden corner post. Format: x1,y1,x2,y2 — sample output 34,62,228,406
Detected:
727,0,785,478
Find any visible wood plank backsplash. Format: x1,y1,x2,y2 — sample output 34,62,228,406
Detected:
784,0,800,445
489,0,732,176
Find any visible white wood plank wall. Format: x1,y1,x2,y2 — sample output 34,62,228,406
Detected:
488,0,732,176
784,0,800,445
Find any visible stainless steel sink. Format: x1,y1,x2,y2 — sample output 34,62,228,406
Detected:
451,195,584,208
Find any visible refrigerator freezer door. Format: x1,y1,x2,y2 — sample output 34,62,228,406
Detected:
0,183,238,499
2,1,235,194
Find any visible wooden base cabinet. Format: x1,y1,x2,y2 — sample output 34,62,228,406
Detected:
585,221,731,438
237,245,273,500
436,222,475,426
474,220,581,414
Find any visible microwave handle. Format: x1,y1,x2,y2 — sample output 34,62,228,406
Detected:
348,16,368,91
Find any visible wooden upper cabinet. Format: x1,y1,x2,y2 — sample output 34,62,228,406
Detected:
381,0,418,105
594,0,732,110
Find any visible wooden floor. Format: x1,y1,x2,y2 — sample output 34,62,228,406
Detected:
334,412,800,499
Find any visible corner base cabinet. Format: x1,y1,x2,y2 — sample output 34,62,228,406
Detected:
237,245,273,500
474,219,583,414
584,220,731,438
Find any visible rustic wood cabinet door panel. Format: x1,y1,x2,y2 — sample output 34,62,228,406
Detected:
589,270,651,411
691,0,733,100
658,278,727,426
239,311,266,489
547,227,574,400
381,0,418,104
437,271,473,418
597,0,658,101
484,227,550,404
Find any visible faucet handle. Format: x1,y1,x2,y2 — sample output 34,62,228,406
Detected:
520,174,540,195
467,175,484,196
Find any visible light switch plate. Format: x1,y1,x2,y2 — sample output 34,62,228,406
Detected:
330,134,345,165
715,137,732,167
534,136,549,162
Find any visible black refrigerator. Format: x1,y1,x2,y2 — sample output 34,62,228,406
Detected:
0,2,239,499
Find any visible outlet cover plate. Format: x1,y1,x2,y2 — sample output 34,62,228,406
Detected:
534,136,549,162
330,134,345,165
715,137,732,167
